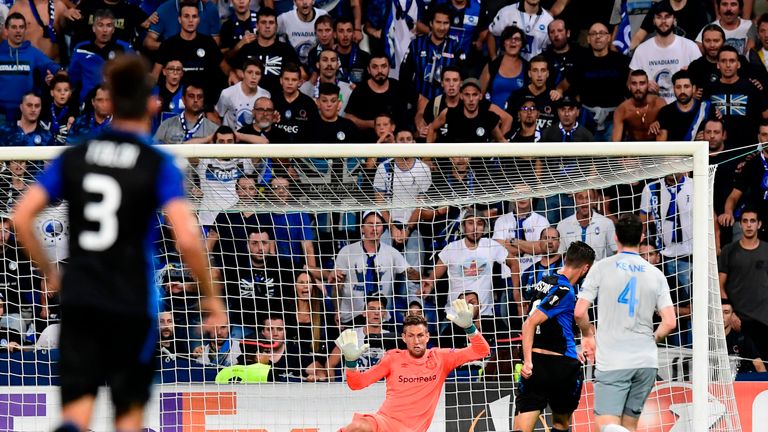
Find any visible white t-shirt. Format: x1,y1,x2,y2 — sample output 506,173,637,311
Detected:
335,241,410,323
277,7,329,64
640,176,694,257
629,35,701,103
492,210,549,271
695,18,755,56
556,210,617,260
215,83,271,130
196,158,256,225
579,252,673,371
373,158,432,223
34,203,69,263
438,237,509,316
489,2,553,61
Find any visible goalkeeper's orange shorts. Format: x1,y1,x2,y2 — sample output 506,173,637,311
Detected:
349,412,410,432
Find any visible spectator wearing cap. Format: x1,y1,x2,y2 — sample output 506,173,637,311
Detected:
329,210,421,327
612,69,667,142
488,0,552,61
507,95,540,142
628,0,708,52
143,0,220,52
68,9,133,107
696,0,754,56
540,95,592,142
552,21,629,142
428,78,506,143
421,209,518,326
480,25,527,111
505,54,556,131
630,1,701,103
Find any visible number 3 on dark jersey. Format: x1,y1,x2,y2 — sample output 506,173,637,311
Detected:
80,173,122,251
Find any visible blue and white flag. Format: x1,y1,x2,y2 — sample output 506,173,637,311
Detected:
612,0,632,55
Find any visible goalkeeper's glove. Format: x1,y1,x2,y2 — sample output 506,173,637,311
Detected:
335,329,369,368
446,298,477,334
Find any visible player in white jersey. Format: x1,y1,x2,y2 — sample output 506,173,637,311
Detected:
575,214,677,431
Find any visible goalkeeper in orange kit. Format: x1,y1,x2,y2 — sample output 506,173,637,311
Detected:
336,299,490,432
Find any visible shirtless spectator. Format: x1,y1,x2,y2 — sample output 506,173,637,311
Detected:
10,0,73,62
612,70,666,142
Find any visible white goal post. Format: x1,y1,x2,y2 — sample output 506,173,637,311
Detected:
0,141,732,431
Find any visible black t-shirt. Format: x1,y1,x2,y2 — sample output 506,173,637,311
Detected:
444,106,500,143
229,40,300,95
657,99,709,141
157,34,224,105
689,55,764,91
211,211,260,270
228,255,294,326
639,0,708,40
338,45,370,85
307,116,360,143
0,244,34,316
71,0,148,47
271,92,319,143
733,152,768,223
709,150,743,214
219,14,258,51
238,123,292,144
542,45,586,89
506,86,556,130
566,51,629,107
703,78,767,149
726,330,764,373
345,79,408,126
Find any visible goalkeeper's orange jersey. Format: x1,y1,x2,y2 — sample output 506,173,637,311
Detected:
345,332,490,432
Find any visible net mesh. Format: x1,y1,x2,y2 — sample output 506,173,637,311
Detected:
0,145,743,431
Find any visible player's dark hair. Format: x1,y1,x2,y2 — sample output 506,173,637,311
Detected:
430,4,452,22
366,296,387,309
178,0,199,15
280,62,301,77
701,23,726,40
5,12,25,28
529,54,548,66
318,82,340,97
630,69,648,78
334,16,354,30
104,54,153,120
758,13,768,28
93,8,115,22
718,45,740,59
740,208,761,221
314,14,333,29
671,69,692,85
615,214,643,247
402,314,429,332
242,57,265,74
213,125,235,142
441,65,462,80
564,241,595,268
257,7,276,20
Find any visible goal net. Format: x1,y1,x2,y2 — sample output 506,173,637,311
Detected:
0,142,741,432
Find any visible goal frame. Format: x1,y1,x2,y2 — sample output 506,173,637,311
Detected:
3,141,711,430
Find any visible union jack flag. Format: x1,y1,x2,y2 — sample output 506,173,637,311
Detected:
711,93,748,116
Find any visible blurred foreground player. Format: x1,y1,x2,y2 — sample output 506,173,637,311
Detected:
12,54,226,432
336,299,490,432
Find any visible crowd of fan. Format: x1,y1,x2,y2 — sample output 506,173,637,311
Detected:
0,0,768,381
